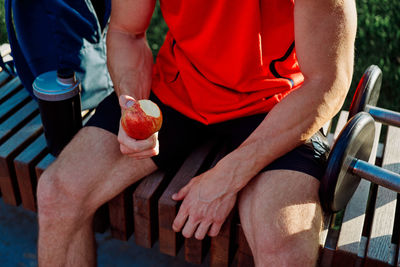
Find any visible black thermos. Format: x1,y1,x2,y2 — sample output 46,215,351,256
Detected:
33,69,82,156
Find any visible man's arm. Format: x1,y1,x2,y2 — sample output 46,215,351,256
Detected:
172,0,357,239
213,0,358,190
107,0,156,100
107,0,159,158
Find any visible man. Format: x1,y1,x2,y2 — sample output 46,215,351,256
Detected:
36,0,357,266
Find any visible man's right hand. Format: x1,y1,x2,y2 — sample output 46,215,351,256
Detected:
117,95,159,159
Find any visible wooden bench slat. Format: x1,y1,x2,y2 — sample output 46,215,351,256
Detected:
0,89,31,120
92,204,110,234
2,55,13,65
317,215,333,266
0,86,30,125
133,170,168,248
353,124,382,258
210,211,236,267
358,183,379,260
333,122,382,265
0,100,39,145
0,43,11,57
14,134,48,212
108,185,135,241
35,153,56,179
82,109,96,125
235,223,254,266
322,120,332,137
158,139,217,257
321,210,346,267
179,142,231,266
0,71,12,87
185,236,210,265
365,126,400,266
0,77,22,104
334,111,350,140
320,111,350,267
184,142,230,265
0,115,43,205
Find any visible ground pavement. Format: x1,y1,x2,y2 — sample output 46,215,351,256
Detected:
0,198,206,267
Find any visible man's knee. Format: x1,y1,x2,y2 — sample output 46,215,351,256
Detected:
37,166,91,224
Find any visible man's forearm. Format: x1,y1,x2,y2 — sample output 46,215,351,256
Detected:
215,77,348,193
106,0,155,100
106,29,154,100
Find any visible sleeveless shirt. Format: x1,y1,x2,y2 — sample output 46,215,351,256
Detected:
152,0,303,124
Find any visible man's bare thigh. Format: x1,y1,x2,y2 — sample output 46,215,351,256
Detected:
43,126,157,209
238,170,322,264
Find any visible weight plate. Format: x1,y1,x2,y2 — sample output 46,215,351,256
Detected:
320,112,375,213
349,65,382,119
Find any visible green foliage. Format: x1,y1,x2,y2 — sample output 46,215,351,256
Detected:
147,1,168,58
0,0,399,112
0,0,6,44
348,0,400,112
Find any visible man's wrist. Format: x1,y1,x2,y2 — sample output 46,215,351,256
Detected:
214,154,255,194
215,139,275,193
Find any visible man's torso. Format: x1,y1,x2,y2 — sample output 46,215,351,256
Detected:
152,0,304,124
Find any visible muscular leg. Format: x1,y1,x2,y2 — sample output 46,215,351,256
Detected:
238,170,322,267
36,126,157,267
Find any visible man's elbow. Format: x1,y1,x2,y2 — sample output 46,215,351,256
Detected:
306,70,352,119
322,70,352,116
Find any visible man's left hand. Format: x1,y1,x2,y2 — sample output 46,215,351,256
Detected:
172,168,237,240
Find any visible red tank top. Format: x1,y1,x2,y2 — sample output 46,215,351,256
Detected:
152,0,304,124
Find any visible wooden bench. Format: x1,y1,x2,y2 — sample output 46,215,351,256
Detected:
1,64,399,265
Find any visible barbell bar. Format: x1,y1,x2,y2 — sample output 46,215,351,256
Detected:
365,105,400,128
351,159,400,193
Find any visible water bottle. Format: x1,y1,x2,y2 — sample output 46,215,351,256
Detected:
33,69,82,156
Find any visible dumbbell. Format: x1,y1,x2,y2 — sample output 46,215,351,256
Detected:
319,65,400,212
349,65,400,127
320,112,400,212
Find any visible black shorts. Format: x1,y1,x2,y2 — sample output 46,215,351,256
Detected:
86,92,330,180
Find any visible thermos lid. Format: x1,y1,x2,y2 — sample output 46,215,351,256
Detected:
33,69,80,101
